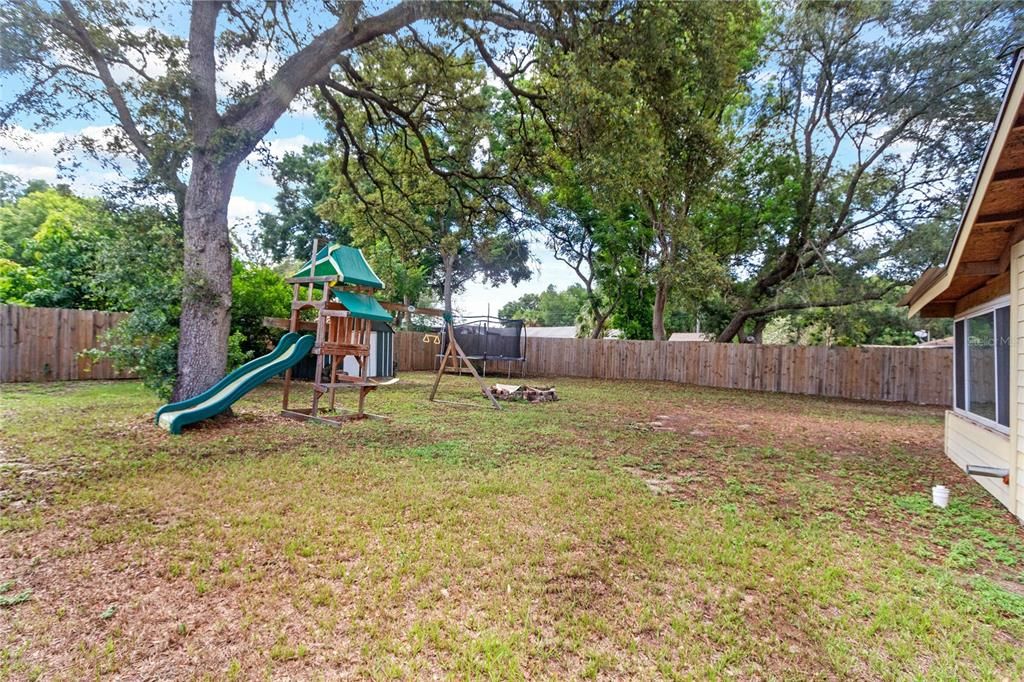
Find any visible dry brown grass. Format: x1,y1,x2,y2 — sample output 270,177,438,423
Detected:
1,374,1023,680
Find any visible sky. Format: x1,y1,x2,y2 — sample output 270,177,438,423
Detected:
0,5,580,319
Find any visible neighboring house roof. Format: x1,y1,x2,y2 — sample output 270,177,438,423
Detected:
293,243,384,290
331,289,393,322
668,332,709,342
902,51,1024,317
526,326,579,338
863,338,953,349
916,336,954,348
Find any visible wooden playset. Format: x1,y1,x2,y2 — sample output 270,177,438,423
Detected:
156,240,513,434
280,240,398,425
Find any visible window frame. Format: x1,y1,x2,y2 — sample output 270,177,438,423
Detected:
954,295,1011,434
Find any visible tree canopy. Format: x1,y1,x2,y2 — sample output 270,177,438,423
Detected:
2,0,1022,394
704,0,1024,342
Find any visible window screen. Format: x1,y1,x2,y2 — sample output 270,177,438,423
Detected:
967,312,996,422
956,304,1010,428
997,306,1010,427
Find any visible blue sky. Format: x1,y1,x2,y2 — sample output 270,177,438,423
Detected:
0,7,578,318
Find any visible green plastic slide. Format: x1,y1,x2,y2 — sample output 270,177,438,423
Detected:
155,332,315,434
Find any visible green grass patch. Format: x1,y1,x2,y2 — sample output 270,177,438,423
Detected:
1,375,1022,678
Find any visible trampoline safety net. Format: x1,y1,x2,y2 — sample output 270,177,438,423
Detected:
442,317,525,361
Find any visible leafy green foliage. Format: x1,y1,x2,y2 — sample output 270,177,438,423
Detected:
230,261,291,357
0,187,115,308
0,180,280,397
539,0,763,339
315,44,531,314
499,285,587,327
0,258,36,304
608,279,654,341
772,287,953,347
89,307,180,399
257,143,351,261
702,0,1023,342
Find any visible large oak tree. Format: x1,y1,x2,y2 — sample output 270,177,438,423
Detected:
0,0,581,399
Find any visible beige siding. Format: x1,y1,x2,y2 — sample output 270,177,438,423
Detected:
945,411,1012,511
1015,241,1024,521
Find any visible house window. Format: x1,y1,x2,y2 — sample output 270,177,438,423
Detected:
954,301,1010,429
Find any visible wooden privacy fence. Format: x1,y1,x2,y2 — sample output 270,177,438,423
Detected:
393,331,953,405
1,304,132,382
0,307,952,404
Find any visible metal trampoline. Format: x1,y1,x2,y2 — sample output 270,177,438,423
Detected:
435,315,527,378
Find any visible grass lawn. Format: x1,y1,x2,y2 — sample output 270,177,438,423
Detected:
2,373,1024,679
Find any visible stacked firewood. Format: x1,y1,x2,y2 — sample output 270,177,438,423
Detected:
488,384,558,402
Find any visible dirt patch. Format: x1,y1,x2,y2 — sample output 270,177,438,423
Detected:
640,404,941,459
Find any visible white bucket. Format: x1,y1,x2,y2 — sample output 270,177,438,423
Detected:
932,485,950,509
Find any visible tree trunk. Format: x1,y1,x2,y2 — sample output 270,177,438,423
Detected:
441,251,455,318
588,294,606,339
750,317,768,344
716,311,749,343
652,279,669,341
173,155,237,400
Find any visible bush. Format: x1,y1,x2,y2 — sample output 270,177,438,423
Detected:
231,260,291,356
90,311,251,401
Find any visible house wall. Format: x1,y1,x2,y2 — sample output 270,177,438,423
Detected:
945,411,1012,511
1014,240,1024,520
941,244,1023,522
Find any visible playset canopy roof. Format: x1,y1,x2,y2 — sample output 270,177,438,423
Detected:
331,289,393,322
292,243,384,290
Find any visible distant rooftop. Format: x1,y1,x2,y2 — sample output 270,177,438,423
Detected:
668,332,710,342
526,326,579,338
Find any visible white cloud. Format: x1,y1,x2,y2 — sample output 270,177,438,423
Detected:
245,133,317,188
228,195,274,223
266,134,314,159
218,47,286,94
0,125,127,195
227,194,274,241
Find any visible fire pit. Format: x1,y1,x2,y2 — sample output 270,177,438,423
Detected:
487,384,558,403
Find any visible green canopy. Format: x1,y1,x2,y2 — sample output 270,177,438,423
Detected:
292,244,384,290
331,289,393,322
